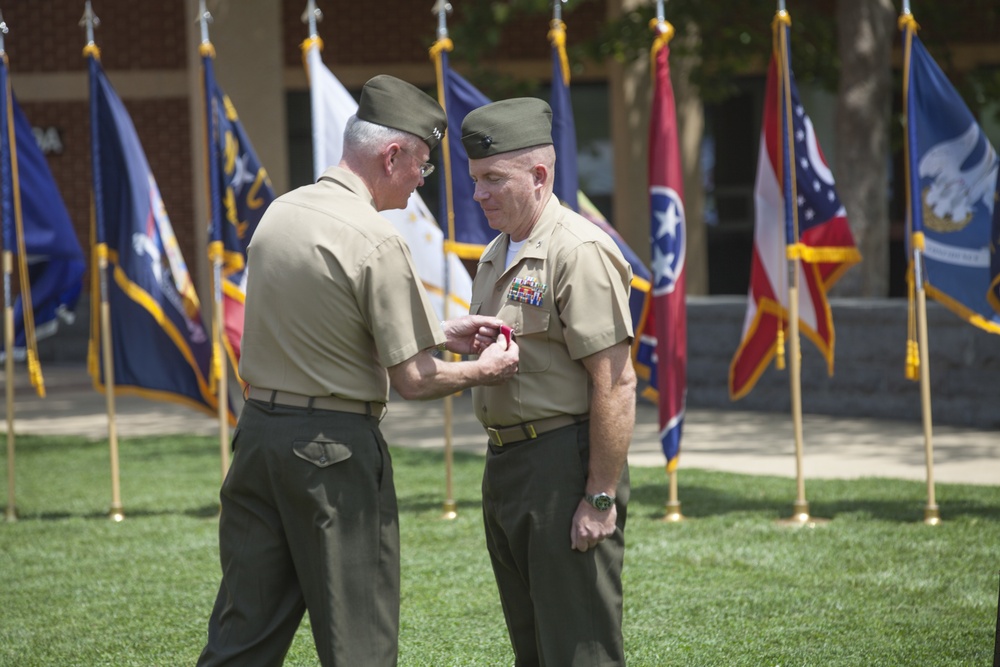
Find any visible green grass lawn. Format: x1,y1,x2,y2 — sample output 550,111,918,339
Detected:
1,433,998,666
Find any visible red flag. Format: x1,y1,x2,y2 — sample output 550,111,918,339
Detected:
729,39,860,400
649,26,687,471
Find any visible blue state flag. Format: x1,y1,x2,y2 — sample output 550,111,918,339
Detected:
87,54,221,418
548,19,656,399
904,28,1000,334
435,46,494,259
203,50,274,371
0,57,84,381
549,19,580,213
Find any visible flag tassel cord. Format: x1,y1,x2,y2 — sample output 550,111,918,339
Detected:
900,13,939,525
430,6,458,518
773,10,821,527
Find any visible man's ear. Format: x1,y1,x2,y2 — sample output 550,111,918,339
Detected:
532,163,549,188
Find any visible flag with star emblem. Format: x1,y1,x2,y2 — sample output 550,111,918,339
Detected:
307,37,471,318
203,49,275,376
902,26,1000,333
729,37,859,400
648,33,686,471
87,53,220,418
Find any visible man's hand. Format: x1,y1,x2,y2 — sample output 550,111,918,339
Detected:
475,334,519,384
570,500,618,552
442,315,506,355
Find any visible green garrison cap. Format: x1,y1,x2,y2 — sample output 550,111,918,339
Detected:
461,98,553,159
357,74,447,150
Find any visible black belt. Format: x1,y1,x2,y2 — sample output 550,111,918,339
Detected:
247,387,384,417
485,414,588,447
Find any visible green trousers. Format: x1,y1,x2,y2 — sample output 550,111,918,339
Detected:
482,422,630,667
197,400,400,667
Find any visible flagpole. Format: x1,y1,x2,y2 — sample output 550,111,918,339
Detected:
648,0,684,523
900,6,939,526
198,0,230,485
431,0,457,520
774,4,822,527
0,14,15,523
82,2,123,522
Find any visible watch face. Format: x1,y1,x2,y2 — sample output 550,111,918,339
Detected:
590,493,614,511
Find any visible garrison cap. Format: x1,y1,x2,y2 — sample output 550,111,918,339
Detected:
461,98,553,159
357,74,447,151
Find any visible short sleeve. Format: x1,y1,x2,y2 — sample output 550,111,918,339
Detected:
555,240,633,360
358,236,445,367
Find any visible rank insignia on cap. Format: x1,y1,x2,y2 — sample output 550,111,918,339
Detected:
507,275,547,307
481,135,493,149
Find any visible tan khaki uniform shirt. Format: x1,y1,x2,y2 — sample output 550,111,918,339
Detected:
470,195,633,427
239,166,446,402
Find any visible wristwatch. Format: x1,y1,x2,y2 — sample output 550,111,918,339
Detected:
584,492,615,511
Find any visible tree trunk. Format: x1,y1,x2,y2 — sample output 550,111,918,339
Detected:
833,0,895,296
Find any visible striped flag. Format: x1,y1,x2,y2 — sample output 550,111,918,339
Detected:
306,36,471,318
87,51,220,418
729,17,860,400
648,25,687,471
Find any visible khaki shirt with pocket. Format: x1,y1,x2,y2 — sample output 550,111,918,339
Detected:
470,195,633,428
239,166,445,402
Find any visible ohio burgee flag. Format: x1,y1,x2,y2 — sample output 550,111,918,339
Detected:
729,16,860,400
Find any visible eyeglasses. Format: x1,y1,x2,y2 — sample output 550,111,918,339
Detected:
399,146,435,178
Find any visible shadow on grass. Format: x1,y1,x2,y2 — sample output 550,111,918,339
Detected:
630,478,1000,523
7,504,221,522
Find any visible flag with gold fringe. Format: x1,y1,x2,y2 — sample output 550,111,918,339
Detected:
1,54,85,396
87,50,220,418
729,14,860,400
901,16,1000,342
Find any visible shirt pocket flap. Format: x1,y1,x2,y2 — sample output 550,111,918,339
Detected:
517,305,550,336
292,439,352,468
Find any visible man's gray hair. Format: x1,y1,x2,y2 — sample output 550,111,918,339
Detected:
343,115,420,158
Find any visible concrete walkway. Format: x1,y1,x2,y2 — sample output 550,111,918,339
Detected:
5,362,999,485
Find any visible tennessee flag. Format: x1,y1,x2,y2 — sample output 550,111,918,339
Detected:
729,16,860,400
203,45,275,374
0,54,84,394
87,51,221,419
648,24,687,471
305,36,471,318
901,18,1000,334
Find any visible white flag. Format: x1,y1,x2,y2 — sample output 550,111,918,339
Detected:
306,42,472,319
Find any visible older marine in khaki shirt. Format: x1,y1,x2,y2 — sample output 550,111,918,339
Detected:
240,165,442,404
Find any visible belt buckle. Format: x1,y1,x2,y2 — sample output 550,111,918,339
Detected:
487,427,503,447
522,424,537,439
